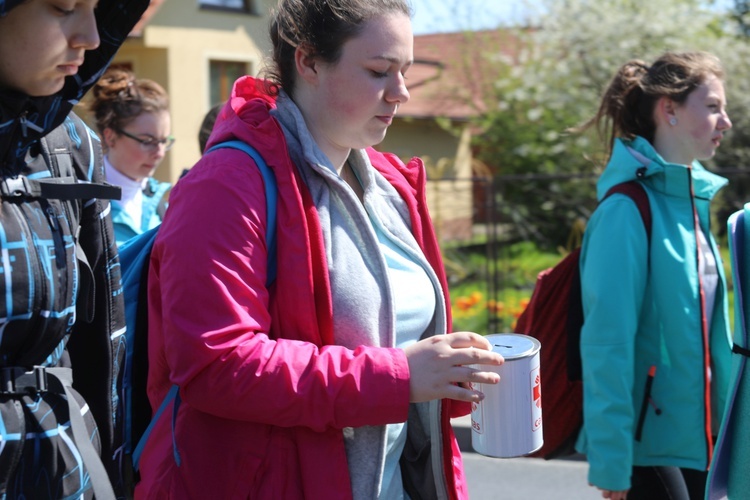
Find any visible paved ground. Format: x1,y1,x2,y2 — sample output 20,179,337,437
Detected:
452,415,601,499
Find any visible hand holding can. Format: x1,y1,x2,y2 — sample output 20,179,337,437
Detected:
404,332,504,404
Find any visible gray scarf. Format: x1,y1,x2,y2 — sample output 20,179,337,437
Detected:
271,91,448,499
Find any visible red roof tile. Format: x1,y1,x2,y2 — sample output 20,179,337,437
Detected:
400,29,523,120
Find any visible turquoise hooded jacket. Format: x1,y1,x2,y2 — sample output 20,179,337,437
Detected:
575,136,733,492
110,177,170,247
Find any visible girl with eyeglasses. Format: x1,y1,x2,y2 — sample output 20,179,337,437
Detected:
90,68,173,246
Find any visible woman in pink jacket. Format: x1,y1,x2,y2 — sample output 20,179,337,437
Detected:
136,0,503,498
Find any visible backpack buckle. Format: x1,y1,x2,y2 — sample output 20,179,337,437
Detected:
1,176,32,198
0,366,48,395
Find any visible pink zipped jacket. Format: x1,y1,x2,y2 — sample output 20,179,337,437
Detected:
135,77,469,499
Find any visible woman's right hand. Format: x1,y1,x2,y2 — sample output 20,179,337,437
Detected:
403,332,504,403
597,488,628,500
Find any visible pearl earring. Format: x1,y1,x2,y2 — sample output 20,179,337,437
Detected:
669,117,677,126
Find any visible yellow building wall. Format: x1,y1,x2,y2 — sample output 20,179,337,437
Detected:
108,0,275,183
379,119,474,242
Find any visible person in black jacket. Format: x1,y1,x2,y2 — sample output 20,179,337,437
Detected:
0,0,149,498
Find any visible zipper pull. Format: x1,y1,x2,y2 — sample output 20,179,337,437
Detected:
19,112,44,138
20,113,28,137
648,397,663,415
645,366,661,414
635,365,659,441
45,205,66,269
46,206,59,232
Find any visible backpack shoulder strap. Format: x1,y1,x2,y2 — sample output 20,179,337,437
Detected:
129,140,277,475
602,181,652,245
565,181,653,384
37,117,121,324
205,140,278,284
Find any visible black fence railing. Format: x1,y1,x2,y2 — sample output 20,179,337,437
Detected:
430,168,750,334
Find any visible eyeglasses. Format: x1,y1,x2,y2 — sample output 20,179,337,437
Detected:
115,128,176,152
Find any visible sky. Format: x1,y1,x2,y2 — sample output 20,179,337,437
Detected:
410,0,541,34
409,0,736,35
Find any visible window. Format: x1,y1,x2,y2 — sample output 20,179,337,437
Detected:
210,60,249,105
199,0,258,14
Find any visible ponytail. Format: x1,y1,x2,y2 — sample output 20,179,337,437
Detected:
575,51,723,157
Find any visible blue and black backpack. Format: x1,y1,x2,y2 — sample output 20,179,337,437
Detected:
115,140,277,496
0,114,126,500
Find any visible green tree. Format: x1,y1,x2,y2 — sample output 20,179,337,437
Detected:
473,0,750,248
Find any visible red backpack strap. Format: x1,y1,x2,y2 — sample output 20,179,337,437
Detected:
603,181,652,245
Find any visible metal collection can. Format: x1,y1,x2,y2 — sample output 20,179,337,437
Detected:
469,333,543,458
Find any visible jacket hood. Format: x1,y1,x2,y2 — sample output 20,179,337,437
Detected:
0,0,151,170
597,136,728,201
205,76,277,153
208,76,426,184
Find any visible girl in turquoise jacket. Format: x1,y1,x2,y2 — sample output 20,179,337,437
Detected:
575,52,733,499
89,68,172,247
